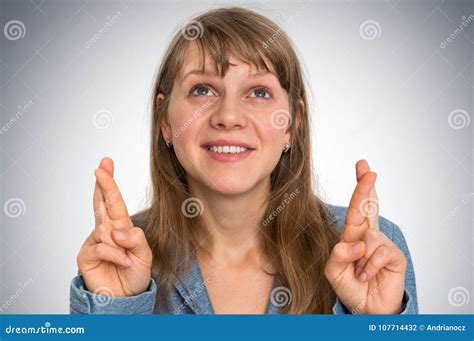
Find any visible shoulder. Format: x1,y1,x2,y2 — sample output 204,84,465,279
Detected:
324,203,407,248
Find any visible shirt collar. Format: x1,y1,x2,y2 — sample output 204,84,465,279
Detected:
174,250,281,314
172,203,340,314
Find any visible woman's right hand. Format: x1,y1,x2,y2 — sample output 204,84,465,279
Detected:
77,157,153,297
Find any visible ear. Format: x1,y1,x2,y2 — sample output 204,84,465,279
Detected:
157,93,171,141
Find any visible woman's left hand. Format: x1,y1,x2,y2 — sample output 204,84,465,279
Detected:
324,160,407,314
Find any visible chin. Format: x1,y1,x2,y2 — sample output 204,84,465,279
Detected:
205,178,255,196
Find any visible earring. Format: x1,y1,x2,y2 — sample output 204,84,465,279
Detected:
283,143,290,153
165,139,172,148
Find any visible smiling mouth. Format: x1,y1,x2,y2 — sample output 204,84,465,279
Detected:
201,145,254,163
203,145,252,154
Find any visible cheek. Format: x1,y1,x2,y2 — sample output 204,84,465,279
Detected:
250,113,288,174
256,112,288,147
168,112,202,174
167,103,203,147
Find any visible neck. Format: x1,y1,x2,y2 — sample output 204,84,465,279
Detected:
188,177,270,263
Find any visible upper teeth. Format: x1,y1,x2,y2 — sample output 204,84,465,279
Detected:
208,145,248,153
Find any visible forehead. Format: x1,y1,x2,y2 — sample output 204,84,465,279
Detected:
177,42,276,80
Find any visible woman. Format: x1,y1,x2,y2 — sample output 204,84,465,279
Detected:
70,7,418,314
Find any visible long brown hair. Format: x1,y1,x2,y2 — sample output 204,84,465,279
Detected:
131,6,341,314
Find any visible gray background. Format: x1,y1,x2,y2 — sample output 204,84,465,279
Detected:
0,0,472,313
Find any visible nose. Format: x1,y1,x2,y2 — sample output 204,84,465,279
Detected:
209,94,247,130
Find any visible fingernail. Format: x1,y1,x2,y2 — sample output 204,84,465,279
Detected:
352,242,362,253
125,257,133,266
115,230,128,240
359,271,368,281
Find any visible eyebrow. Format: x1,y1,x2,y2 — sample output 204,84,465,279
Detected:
181,69,276,82
181,69,219,82
249,70,276,78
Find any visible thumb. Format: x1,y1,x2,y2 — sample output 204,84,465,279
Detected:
111,227,152,261
325,241,366,280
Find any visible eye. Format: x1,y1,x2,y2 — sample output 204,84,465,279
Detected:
249,86,271,99
190,84,215,97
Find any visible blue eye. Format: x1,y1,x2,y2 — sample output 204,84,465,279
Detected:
250,87,271,99
191,84,214,97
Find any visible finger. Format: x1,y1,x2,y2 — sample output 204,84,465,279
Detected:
111,227,151,260
354,229,390,278
93,192,106,227
87,242,133,268
356,160,380,231
93,164,107,226
100,157,114,177
325,241,366,281
357,244,402,282
367,186,380,230
93,158,115,226
90,222,122,249
342,171,377,242
355,159,370,181
94,167,131,226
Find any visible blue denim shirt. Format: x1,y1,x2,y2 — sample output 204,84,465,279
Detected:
70,204,419,314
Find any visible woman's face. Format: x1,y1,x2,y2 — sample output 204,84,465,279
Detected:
161,42,292,196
